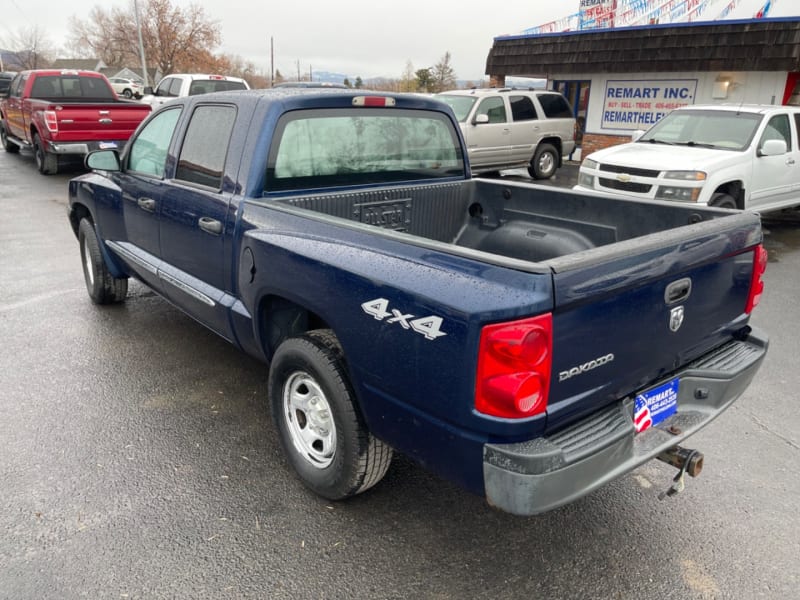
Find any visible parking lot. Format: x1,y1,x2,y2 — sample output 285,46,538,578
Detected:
1,148,798,599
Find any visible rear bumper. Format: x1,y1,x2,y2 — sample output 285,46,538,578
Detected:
48,140,125,155
483,327,768,516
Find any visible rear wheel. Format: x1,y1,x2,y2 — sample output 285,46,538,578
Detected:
122,89,133,99
710,192,737,209
528,143,559,179
1,123,19,153
78,218,128,304
33,133,58,175
269,329,393,500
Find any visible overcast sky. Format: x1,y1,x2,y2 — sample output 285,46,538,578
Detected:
2,0,794,81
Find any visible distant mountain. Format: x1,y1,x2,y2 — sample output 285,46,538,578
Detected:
308,71,547,90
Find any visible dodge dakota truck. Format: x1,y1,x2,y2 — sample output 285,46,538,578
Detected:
0,69,151,175
67,89,768,516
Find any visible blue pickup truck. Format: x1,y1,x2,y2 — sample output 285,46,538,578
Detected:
67,89,768,516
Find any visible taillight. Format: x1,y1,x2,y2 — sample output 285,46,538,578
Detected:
745,244,768,314
475,314,552,419
44,110,58,133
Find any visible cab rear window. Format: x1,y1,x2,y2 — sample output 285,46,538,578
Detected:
265,108,465,192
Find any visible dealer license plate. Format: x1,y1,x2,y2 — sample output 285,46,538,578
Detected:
99,142,118,150
633,378,679,433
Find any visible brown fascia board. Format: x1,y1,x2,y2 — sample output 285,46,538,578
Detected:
486,18,800,76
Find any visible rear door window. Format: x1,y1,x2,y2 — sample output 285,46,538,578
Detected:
176,104,237,189
510,95,538,121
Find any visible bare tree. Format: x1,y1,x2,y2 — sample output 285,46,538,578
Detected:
399,60,416,93
69,0,223,75
1,26,56,69
431,51,457,93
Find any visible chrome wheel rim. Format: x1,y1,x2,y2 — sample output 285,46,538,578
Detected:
538,152,555,176
283,371,336,469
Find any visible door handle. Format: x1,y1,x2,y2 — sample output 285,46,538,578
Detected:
786,158,796,166
137,197,156,212
198,217,223,235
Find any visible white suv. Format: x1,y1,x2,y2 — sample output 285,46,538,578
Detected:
437,88,576,179
575,104,800,213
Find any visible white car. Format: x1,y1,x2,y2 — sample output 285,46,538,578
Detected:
575,104,800,213
108,77,142,99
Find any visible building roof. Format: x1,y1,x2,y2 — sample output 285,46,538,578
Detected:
486,17,800,78
51,58,107,71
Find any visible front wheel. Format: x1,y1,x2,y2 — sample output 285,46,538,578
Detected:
33,133,58,175
78,218,128,304
268,330,393,500
710,192,738,209
528,143,559,179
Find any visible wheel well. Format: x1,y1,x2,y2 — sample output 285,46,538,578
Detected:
537,137,563,164
69,203,92,238
259,296,329,359
713,181,744,209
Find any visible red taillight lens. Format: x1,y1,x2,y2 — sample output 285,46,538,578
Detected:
745,244,768,314
44,110,58,133
475,314,552,419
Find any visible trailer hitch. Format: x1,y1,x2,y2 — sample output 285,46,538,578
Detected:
656,446,704,500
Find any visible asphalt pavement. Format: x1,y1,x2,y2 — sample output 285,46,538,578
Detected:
1,149,798,599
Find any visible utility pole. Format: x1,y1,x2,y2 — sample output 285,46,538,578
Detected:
270,36,274,88
133,0,149,87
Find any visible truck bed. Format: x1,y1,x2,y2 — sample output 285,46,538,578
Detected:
271,178,737,268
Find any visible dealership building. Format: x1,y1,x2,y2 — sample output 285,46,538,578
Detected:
485,1,800,158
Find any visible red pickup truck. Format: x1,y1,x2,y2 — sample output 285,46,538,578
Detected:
0,69,151,175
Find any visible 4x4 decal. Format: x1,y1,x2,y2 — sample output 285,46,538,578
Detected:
361,298,447,341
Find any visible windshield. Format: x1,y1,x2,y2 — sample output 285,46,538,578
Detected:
437,95,477,123
638,109,763,151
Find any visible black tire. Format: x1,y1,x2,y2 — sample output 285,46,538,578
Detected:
122,89,133,99
528,143,559,179
268,329,393,500
710,192,737,209
1,123,19,154
33,133,58,175
78,218,128,304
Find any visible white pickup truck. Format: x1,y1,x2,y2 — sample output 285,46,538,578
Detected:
575,104,800,212
140,73,249,108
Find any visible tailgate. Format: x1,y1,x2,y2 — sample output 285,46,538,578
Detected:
543,211,762,432
48,103,150,142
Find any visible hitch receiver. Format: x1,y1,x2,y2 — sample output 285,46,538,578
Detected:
657,445,704,477
657,446,704,500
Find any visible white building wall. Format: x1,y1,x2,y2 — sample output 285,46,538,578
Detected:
552,71,789,135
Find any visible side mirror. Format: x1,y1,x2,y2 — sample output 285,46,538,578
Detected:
143,86,154,96
86,149,121,172
473,114,489,125
758,138,787,157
